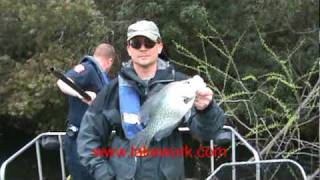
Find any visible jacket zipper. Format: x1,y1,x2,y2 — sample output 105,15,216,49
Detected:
145,86,149,96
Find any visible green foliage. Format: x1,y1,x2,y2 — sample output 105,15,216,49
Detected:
0,0,110,131
172,20,318,174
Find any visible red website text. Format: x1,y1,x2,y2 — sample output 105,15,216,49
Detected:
92,145,227,158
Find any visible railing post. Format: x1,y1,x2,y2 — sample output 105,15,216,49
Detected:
0,161,7,180
35,140,43,180
210,139,215,174
231,131,236,180
58,135,66,180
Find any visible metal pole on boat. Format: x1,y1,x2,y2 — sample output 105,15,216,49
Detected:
210,139,215,174
231,131,236,180
0,161,7,180
35,140,43,180
58,135,66,180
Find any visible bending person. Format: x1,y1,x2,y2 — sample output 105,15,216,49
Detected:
57,43,116,180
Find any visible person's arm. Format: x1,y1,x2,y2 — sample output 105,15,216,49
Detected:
57,79,96,103
77,111,115,179
188,88,225,141
56,64,96,103
77,86,115,179
57,78,82,98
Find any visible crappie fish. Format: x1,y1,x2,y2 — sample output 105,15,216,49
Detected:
131,75,206,148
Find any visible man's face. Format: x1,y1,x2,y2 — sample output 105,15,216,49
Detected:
127,36,163,68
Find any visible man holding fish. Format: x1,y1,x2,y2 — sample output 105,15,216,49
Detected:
77,20,225,180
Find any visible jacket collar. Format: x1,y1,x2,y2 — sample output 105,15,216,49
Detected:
81,55,109,85
120,58,175,85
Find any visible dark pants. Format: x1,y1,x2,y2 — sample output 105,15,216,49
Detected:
64,135,95,180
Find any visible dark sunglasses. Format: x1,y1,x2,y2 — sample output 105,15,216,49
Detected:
129,37,157,49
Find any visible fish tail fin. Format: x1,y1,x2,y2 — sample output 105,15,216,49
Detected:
130,131,153,149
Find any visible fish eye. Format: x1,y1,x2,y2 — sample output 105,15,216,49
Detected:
183,96,192,104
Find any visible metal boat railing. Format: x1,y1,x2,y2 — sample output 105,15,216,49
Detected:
205,159,307,180
179,125,261,179
0,126,305,180
0,132,66,180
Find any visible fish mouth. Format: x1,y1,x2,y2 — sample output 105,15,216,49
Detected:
183,97,193,104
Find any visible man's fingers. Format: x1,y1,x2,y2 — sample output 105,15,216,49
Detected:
196,88,213,101
194,100,208,111
196,87,213,96
86,91,96,100
194,87,213,110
